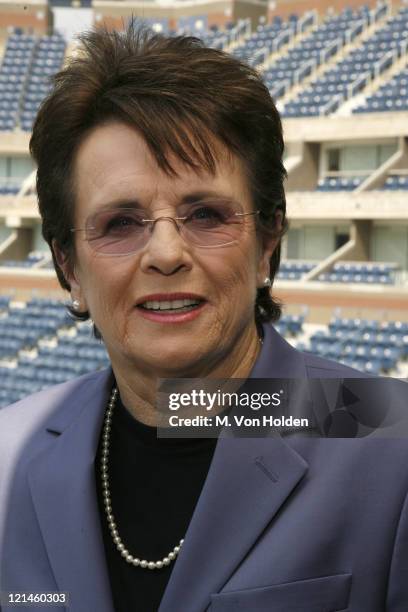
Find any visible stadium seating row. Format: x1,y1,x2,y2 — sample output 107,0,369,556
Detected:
277,260,397,284
0,252,50,268
298,316,408,374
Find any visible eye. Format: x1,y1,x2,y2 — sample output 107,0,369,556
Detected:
104,213,144,234
187,205,229,226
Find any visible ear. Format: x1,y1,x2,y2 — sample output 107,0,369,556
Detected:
256,210,283,288
52,239,86,307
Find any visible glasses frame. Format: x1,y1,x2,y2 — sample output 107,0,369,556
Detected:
70,208,260,255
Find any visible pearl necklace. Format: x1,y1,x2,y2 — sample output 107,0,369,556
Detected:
100,386,184,569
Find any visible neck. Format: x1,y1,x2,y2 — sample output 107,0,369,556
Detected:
111,323,262,426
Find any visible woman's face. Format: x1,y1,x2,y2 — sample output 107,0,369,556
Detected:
61,121,277,377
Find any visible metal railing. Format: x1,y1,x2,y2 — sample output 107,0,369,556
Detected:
293,59,316,85
320,38,342,64
297,10,318,34
320,93,344,115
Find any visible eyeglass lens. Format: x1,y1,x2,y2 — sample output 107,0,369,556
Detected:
85,201,252,254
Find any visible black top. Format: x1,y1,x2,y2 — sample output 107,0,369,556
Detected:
94,391,218,612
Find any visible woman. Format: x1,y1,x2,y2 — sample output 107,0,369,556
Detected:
0,21,407,612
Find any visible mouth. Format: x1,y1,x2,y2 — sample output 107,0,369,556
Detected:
139,299,203,313
135,293,206,320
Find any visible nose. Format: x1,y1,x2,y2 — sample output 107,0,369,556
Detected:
139,217,192,276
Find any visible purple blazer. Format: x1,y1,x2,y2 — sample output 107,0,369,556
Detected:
0,324,407,611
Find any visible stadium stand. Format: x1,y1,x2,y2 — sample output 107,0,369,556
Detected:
0,182,20,195
382,173,408,188
20,34,66,132
383,174,408,191
281,3,408,116
232,13,314,67
316,176,367,190
0,33,36,132
277,260,398,284
0,31,66,132
296,317,408,375
274,312,306,335
0,298,110,408
265,5,379,105
0,295,11,311
0,252,51,268
277,260,317,280
187,20,250,51
354,65,408,112
317,261,397,284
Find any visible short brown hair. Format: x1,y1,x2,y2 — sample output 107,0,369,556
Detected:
30,19,287,334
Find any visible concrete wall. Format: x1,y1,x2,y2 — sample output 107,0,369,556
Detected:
274,281,408,323
32,222,49,252
268,0,377,20
286,191,408,221
347,220,372,261
392,137,408,170
0,224,11,243
233,0,267,27
286,142,319,191
0,0,48,35
283,114,408,144
0,226,32,261
371,223,408,270
0,132,31,156
93,0,234,30
0,268,62,295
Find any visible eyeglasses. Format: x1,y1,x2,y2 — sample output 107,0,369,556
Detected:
70,201,260,255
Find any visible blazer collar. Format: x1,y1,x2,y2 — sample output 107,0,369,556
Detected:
28,324,309,612
251,322,308,379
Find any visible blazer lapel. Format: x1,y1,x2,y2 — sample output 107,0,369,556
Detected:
159,434,308,612
27,368,115,612
159,324,310,612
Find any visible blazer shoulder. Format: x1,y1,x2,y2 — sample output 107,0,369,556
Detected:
0,368,111,450
302,351,368,377
258,324,368,379
0,368,112,510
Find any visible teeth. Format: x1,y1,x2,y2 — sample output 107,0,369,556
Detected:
141,299,201,311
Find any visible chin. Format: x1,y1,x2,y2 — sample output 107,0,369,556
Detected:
151,344,212,376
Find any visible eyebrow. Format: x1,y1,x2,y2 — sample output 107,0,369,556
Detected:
93,191,239,213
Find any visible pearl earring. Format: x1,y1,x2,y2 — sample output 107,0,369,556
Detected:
72,299,81,311
263,277,272,287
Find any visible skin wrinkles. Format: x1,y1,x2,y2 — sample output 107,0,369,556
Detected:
55,121,281,425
